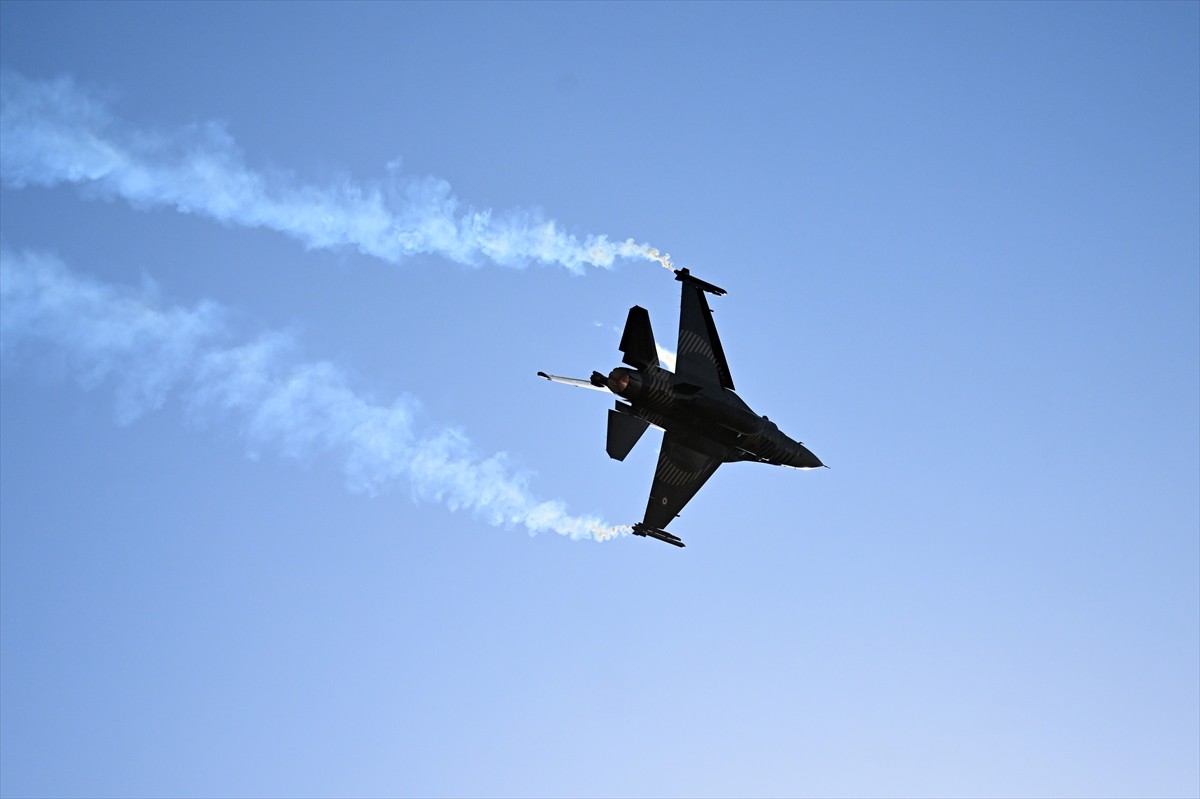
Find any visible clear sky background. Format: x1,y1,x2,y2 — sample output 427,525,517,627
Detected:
1,3,1197,797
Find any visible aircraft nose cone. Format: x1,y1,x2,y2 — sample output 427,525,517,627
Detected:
793,443,824,469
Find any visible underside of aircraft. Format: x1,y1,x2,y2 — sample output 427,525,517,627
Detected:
539,269,823,547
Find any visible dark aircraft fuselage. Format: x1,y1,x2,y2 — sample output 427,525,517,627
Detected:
540,267,822,547
592,365,823,469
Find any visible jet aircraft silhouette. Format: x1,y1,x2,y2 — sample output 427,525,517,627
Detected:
539,268,823,548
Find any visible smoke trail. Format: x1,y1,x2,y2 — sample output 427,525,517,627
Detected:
656,344,677,372
0,72,676,274
0,249,628,541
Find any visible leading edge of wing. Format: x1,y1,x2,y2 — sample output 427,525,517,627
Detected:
675,281,734,390
640,431,722,534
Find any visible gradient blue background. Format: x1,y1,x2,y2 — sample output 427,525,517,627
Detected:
2,2,1197,797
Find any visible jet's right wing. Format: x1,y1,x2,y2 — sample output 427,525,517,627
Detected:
636,430,722,541
674,269,734,390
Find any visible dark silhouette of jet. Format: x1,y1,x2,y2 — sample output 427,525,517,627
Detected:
539,268,823,548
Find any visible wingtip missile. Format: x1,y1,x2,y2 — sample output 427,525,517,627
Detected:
673,267,727,296
631,522,686,548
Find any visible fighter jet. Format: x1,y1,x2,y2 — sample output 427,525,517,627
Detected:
538,268,823,548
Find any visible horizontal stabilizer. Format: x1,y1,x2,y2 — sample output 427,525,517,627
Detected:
607,408,649,461
619,306,658,369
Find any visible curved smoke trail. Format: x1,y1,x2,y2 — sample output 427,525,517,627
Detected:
0,249,628,542
0,72,675,274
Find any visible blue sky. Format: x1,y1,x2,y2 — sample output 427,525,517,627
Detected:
1,2,1197,797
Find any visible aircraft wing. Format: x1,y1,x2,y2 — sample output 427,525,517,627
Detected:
640,430,722,533
675,271,735,390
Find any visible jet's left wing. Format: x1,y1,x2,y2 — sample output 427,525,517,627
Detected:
633,430,722,546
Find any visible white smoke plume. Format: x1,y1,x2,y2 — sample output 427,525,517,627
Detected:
0,249,628,542
0,72,675,275
656,344,677,372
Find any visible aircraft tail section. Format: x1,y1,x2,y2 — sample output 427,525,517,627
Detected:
607,406,649,461
619,305,658,369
